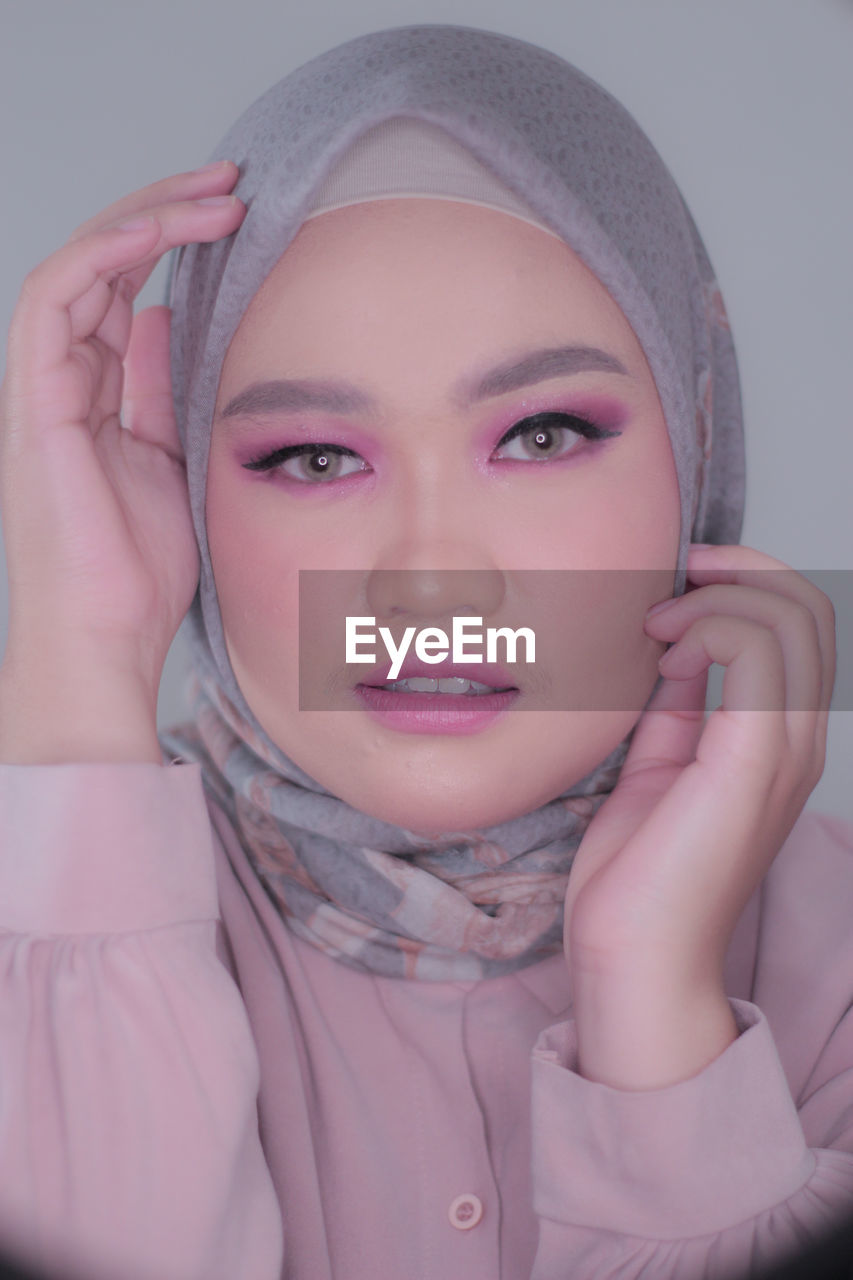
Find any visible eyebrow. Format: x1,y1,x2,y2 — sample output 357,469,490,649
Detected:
216,344,630,422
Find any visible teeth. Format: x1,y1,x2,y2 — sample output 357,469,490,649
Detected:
380,676,507,695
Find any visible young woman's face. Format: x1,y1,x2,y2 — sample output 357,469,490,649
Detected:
207,198,681,834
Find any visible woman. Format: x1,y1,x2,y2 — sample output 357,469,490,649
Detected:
0,23,851,1280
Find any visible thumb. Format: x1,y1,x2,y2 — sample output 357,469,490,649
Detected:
123,304,184,464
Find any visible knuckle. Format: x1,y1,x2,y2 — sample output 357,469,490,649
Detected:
788,597,813,625
820,593,836,634
801,580,836,630
18,264,47,303
18,239,76,304
784,598,820,643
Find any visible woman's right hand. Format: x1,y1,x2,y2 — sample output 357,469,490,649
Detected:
0,162,245,710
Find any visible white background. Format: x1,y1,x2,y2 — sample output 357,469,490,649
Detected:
1,0,851,818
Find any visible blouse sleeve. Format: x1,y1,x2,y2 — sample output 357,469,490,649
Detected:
0,761,284,1280
528,812,853,1280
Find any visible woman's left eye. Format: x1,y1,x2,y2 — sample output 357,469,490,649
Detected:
494,411,618,461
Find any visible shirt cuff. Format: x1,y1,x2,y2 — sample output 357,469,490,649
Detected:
531,997,816,1239
0,762,219,935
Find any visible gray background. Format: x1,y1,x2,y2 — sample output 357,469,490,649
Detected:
1,0,851,819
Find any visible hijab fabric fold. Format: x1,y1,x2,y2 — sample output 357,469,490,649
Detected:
158,24,745,981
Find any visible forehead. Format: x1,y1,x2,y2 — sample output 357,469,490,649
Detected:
213,201,659,429
225,198,645,359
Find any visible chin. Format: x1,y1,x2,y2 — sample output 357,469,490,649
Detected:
344,785,542,837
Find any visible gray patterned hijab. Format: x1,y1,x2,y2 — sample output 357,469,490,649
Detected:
157,23,745,980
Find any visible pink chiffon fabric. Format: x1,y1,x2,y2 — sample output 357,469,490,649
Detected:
1,759,853,1280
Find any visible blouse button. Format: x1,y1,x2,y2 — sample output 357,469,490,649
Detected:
448,1193,484,1230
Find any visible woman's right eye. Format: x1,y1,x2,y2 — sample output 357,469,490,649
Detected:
243,443,369,484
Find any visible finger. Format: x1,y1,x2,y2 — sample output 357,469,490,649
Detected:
66,160,238,242
9,199,243,396
65,196,243,345
686,544,836,716
123,306,183,461
4,219,162,425
647,583,823,713
661,614,787,783
619,668,709,782
648,570,824,778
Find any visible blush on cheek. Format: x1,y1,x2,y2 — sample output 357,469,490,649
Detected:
207,499,296,651
222,552,295,637
218,555,303,721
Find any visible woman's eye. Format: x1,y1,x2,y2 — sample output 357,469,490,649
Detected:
494,411,614,462
243,411,618,484
244,443,368,484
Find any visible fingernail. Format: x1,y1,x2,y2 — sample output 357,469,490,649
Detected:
194,159,233,174
646,597,678,618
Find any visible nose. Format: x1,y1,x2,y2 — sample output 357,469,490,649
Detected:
366,558,506,623
364,438,510,620
362,413,532,624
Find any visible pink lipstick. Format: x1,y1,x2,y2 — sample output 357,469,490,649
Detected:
354,657,520,735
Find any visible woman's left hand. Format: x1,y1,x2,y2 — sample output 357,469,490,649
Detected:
562,544,836,1087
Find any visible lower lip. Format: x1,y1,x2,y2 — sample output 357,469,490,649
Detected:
354,684,520,734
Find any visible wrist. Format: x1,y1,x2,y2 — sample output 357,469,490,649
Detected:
0,656,163,765
571,971,738,1090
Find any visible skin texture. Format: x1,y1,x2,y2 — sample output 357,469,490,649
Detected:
207,197,682,835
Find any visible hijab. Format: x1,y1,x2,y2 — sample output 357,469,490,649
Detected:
157,23,745,981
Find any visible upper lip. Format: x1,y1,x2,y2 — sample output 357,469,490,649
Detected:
359,659,518,688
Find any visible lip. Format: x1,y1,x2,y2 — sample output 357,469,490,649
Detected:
358,659,518,689
354,683,520,735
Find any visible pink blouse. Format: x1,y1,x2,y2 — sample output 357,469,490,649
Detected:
1,760,853,1280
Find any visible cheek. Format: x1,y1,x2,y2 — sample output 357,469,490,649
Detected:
574,428,680,570
523,565,665,716
516,429,678,707
206,468,300,676
527,475,679,573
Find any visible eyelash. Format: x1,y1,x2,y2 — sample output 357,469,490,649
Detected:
242,411,621,485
